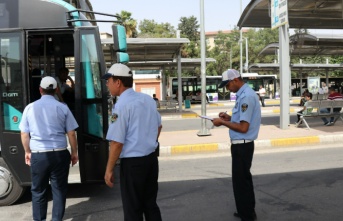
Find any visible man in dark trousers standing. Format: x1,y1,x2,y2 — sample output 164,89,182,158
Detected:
19,76,79,221
102,63,162,221
212,69,261,221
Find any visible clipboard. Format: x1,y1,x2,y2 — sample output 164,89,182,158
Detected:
198,115,213,120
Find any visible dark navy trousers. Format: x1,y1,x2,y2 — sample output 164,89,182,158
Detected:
30,149,70,221
231,142,256,221
120,152,162,221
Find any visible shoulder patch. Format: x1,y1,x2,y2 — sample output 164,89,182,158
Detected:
110,113,118,123
241,103,248,112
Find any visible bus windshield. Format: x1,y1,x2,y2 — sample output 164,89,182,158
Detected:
0,32,23,131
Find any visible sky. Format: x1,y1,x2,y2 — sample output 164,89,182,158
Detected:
90,0,250,34
90,0,343,36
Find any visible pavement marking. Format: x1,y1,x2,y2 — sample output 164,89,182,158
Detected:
270,136,320,146
181,113,198,118
160,134,339,156
171,143,219,155
209,103,224,107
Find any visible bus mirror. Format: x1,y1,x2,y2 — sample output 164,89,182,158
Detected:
116,52,129,64
112,24,127,52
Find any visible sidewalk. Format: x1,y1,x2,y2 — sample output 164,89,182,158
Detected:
158,98,343,156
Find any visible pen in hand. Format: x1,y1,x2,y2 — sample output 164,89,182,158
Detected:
219,111,228,120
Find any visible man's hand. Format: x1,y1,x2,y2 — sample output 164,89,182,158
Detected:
218,112,231,121
104,141,123,188
25,152,31,166
104,169,114,188
212,118,225,127
70,153,78,166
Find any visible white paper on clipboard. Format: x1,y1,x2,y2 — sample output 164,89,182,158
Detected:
199,115,213,120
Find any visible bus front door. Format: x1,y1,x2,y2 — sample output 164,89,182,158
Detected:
0,30,28,206
74,27,109,183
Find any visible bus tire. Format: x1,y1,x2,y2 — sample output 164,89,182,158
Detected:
0,158,26,206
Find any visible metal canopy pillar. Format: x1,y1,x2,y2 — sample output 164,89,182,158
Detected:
325,69,329,88
176,30,183,112
299,70,303,96
161,67,167,100
279,25,291,129
197,0,210,136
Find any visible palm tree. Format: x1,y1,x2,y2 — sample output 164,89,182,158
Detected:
115,11,138,38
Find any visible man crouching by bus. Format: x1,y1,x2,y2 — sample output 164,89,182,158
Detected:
103,63,162,221
19,76,79,221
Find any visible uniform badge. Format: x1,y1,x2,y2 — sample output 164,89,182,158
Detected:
110,113,118,123
241,103,248,112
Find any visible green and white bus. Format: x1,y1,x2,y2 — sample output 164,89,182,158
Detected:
168,73,278,102
0,0,128,205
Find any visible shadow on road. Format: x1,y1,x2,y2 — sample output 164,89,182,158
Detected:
61,167,343,221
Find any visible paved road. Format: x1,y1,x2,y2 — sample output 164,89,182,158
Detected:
2,144,342,221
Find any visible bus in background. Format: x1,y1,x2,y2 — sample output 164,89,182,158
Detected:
241,73,279,99
168,73,278,102
168,76,221,103
0,0,128,206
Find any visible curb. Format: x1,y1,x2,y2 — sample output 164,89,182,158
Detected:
159,134,343,156
161,108,302,120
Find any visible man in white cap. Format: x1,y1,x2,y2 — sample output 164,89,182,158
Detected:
212,69,261,221
19,76,79,221
102,63,162,221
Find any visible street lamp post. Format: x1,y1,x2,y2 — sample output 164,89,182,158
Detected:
239,0,243,74
244,37,248,71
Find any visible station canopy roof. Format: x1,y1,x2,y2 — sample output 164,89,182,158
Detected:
248,63,343,73
238,0,343,29
101,38,215,70
259,33,343,56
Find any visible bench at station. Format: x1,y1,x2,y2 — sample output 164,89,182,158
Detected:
159,100,178,112
296,100,343,129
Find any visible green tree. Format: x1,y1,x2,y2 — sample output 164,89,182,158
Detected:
177,16,201,58
178,16,200,42
138,19,176,38
206,30,238,75
115,11,138,38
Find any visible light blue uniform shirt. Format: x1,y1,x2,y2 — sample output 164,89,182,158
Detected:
106,88,161,158
19,95,78,151
230,83,261,140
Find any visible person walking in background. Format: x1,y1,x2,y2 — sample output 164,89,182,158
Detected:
19,76,79,221
153,93,160,108
320,87,343,126
102,63,162,221
258,85,266,107
212,69,261,221
295,92,313,125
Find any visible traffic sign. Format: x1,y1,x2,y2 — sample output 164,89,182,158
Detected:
271,0,288,29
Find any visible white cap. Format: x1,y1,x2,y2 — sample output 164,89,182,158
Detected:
218,69,241,88
40,76,57,89
101,63,132,79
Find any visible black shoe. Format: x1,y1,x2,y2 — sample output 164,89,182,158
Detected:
233,212,257,220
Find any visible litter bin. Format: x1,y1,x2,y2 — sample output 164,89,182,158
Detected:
184,99,191,109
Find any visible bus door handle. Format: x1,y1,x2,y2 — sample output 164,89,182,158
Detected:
9,146,19,154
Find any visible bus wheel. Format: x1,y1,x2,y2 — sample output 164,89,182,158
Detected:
0,158,26,206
